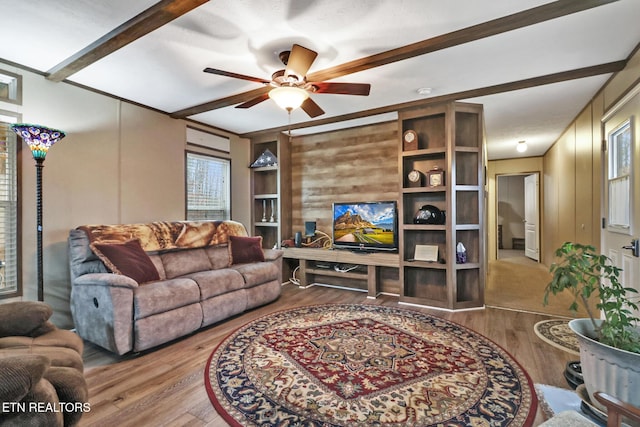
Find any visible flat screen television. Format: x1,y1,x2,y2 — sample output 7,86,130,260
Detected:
332,201,398,252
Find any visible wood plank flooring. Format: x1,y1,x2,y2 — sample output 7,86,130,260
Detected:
80,282,578,426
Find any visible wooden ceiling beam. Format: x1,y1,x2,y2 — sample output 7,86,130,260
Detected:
307,0,619,82
174,0,618,117
46,0,209,82
240,60,627,138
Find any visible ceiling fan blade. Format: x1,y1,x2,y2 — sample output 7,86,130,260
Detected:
236,93,270,109
171,86,271,118
285,44,317,80
300,97,324,118
311,82,371,96
204,67,270,84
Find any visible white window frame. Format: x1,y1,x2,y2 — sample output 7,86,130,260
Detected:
0,111,21,298
607,118,632,234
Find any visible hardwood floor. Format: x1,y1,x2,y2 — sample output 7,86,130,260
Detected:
80,283,577,426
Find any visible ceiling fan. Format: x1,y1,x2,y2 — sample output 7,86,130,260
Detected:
203,44,371,118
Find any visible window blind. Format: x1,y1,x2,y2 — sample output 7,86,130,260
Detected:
186,152,230,220
0,122,18,296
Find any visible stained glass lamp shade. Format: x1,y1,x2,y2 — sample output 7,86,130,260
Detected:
11,124,65,160
10,123,66,301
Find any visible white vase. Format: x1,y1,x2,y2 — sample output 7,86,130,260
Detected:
569,318,640,414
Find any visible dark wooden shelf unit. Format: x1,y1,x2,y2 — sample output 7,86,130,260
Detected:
282,247,400,298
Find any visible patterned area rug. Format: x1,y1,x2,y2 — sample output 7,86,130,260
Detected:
205,304,537,426
533,319,580,355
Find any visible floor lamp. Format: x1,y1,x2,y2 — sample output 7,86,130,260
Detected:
11,124,66,301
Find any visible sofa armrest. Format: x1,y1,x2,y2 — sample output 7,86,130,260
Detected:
263,248,284,262
0,355,50,402
263,249,284,284
74,272,139,289
70,273,137,355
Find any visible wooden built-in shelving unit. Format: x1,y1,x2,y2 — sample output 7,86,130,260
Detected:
399,101,485,309
250,134,291,249
250,103,485,310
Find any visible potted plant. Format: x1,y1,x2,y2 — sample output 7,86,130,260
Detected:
544,242,640,413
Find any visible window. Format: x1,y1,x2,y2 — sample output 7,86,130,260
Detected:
186,152,230,220
607,119,632,233
0,113,20,297
0,69,22,105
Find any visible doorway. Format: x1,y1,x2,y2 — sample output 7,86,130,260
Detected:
602,84,640,316
496,173,540,261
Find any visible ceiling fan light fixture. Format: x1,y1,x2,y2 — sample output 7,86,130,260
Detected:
516,140,528,153
269,86,309,112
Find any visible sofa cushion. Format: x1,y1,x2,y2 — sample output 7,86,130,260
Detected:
90,239,160,284
134,303,202,352
0,346,84,372
205,245,232,269
185,269,245,300
201,290,248,327
133,278,201,319
0,330,84,356
160,248,212,279
233,262,279,287
0,301,52,338
229,235,265,265
246,279,281,310
31,329,84,355
148,254,166,280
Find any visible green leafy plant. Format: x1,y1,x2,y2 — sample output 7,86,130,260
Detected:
544,242,640,354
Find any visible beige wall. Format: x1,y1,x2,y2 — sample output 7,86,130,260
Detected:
540,46,640,265
0,65,249,327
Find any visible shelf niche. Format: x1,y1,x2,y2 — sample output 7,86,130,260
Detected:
250,135,291,249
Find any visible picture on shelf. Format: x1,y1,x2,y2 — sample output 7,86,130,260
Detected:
426,167,444,187
414,244,438,262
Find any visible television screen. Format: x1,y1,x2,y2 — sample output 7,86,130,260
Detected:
332,201,398,252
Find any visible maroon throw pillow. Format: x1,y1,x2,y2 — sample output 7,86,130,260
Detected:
229,235,265,265
90,239,160,284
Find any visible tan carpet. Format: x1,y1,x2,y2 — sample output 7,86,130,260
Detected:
486,256,596,318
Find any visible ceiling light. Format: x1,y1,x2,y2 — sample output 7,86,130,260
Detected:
269,86,309,112
417,87,432,96
516,140,528,153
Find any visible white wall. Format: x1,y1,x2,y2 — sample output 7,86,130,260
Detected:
0,64,250,327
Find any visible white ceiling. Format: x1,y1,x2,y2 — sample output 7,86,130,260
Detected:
1,0,638,159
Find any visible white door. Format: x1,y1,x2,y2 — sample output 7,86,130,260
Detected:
602,85,640,316
524,173,540,261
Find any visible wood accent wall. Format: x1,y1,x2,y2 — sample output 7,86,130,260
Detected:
290,121,399,238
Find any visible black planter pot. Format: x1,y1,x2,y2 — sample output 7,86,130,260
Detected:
564,360,584,390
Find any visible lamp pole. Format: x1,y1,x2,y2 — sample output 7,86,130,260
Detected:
35,158,44,301
10,124,65,301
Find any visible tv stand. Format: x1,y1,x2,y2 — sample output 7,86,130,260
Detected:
282,247,399,298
